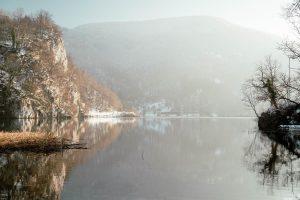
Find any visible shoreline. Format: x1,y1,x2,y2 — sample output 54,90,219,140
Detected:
0,132,86,153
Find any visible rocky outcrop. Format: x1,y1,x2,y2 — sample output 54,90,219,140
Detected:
52,38,68,71
0,11,122,119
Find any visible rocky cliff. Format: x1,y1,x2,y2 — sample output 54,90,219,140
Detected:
0,11,122,119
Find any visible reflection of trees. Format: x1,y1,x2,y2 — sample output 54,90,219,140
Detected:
139,118,171,135
244,130,300,196
0,119,136,199
0,152,66,199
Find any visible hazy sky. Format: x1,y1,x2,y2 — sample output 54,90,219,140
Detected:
0,0,293,37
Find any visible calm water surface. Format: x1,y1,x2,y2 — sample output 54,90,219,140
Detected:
0,117,299,200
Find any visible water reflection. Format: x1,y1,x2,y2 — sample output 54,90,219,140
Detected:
0,118,136,199
138,118,172,135
3,118,300,199
62,118,262,200
244,129,300,198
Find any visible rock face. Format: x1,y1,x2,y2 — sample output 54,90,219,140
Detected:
0,12,122,119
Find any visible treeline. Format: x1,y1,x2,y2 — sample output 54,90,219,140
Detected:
0,9,61,51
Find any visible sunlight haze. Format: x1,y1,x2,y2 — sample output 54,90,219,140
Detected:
0,0,293,37
2,1,300,199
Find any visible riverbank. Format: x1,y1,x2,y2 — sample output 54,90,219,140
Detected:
0,132,85,153
86,111,137,118
258,104,300,130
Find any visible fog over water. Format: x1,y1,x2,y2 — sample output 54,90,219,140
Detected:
0,0,291,37
0,118,300,199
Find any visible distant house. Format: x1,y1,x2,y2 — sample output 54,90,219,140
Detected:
159,111,180,117
140,100,172,116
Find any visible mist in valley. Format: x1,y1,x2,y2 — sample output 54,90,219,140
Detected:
63,16,285,116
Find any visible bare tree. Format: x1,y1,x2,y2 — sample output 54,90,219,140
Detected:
35,10,53,27
12,8,25,21
242,54,300,116
242,83,259,117
34,10,61,37
279,72,300,104
281,0,300,60
244,56,282,109
276,0,300,106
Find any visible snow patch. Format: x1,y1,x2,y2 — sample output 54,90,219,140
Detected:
18,48,26,56
211,113,219,117
87,110,137,118
280,125,300,130
0,70,9,85
214,78,222,84
87,117,136,125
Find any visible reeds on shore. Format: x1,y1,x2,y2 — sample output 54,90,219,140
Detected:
0,132,86,153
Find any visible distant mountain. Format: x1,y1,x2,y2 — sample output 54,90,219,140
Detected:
63,16,283,116
0,12,122,119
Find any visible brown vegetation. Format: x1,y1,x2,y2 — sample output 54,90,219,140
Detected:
0,132,86,152
0,9,122,118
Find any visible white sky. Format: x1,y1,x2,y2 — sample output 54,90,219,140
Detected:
0,0,295,37
214,0,293,37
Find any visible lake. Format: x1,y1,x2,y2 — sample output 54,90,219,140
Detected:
0,117,299,200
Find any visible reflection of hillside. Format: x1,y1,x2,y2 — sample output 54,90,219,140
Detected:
0,118,136,199
244,131,300,197
0,152,66,199
138,118,171,134
62,118,261,200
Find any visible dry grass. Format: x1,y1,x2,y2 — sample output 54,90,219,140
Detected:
0,132,86,153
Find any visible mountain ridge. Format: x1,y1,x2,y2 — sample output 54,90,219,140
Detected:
70,15,283,39
63,15,284,116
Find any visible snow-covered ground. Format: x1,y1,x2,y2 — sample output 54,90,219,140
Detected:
280,125,300,130
87,117,137,125
87,110,137,118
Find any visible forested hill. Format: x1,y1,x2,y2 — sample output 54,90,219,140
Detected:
0,11,122,119
64,16,283,116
